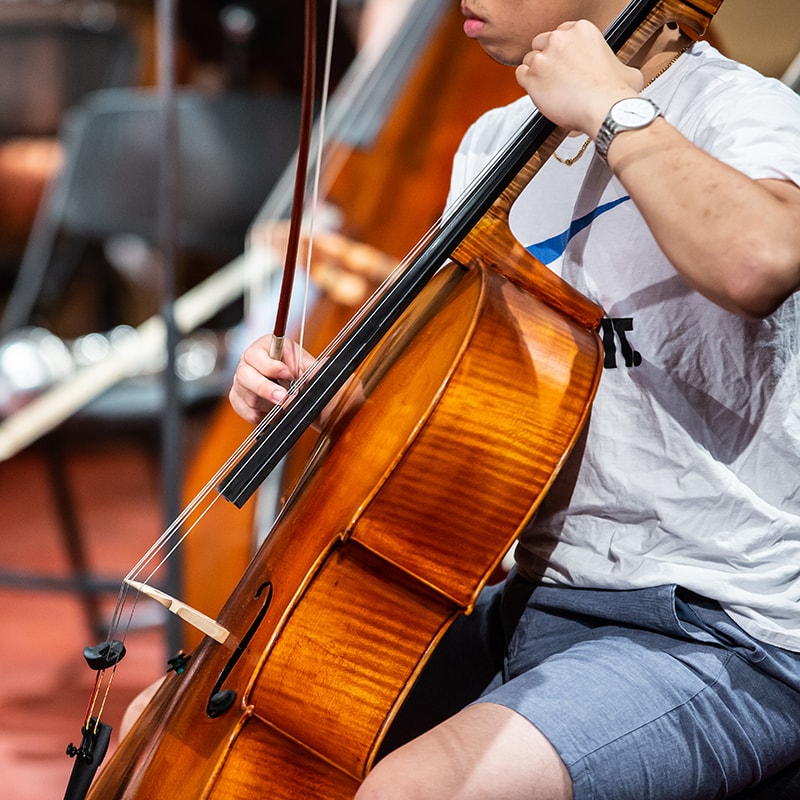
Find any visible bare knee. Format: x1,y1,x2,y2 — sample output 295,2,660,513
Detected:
356,703,572,800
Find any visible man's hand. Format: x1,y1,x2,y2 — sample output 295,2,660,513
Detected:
515,19,644,138
229,334,315,425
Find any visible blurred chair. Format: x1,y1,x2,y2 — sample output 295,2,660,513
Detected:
0,87,301,334
0,11,139,266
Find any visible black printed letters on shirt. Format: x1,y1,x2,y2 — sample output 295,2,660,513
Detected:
601,317,642,369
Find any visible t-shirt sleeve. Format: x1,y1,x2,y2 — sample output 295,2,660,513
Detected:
680,72,800,186
445,98,535,212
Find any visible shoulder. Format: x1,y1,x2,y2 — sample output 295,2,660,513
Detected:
457,95,533,159
652,41,800,182
446,94,531,206
659,41,799,118
654,41,799,120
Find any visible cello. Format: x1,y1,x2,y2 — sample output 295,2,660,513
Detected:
70,1,725,797
179,0,523,651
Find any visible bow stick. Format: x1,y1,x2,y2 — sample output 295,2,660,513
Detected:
269,0,317,363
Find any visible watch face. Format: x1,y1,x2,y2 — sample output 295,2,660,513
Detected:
610,97,659,128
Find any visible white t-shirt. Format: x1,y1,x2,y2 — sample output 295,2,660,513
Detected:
447,42,800,651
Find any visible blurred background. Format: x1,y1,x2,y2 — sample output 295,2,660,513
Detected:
0,1,797,798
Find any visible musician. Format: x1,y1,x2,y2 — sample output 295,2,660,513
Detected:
230,1,800,797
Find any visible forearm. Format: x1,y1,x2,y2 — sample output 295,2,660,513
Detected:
605,119,800,318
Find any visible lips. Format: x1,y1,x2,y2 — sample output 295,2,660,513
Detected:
462,6,486,38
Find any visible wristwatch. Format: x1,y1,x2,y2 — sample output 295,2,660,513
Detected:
594,97,662,161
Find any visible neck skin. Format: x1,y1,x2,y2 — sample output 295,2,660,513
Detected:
635,22,692,84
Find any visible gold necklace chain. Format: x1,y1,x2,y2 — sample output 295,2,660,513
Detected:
553,136,592,166
553,45,690,167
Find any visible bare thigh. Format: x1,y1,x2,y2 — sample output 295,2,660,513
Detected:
356,701,572,800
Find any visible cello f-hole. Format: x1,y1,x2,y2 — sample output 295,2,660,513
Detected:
206,581,274,718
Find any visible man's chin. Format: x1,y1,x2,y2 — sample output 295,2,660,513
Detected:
475,39,522,67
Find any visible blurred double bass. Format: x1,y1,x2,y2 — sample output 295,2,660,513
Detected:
180,0,524,649
78,0,724,798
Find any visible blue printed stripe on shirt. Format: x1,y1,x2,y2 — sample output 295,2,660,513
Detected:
526,196,630,264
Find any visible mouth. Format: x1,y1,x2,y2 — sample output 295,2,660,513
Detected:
461,5,487,38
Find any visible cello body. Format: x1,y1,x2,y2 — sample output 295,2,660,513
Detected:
87,254,603,799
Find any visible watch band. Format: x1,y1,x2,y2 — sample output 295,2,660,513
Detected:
594,118,620,162
595,97,662,162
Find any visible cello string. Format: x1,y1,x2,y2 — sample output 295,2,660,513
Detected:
101,402,283,643
102,371,308,648
81,671,105,727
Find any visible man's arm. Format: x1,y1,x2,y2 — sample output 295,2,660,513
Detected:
515,20,800,318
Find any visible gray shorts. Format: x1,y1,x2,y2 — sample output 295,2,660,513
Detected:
381,575,800,799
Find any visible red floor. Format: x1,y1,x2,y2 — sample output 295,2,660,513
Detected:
0,437,169,800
